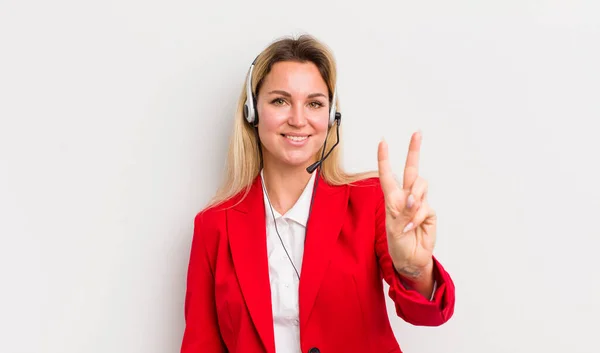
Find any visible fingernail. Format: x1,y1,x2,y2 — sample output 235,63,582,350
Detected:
403,222,414,233
407,194,415,208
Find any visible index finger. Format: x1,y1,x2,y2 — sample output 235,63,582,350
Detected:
403,131,422,190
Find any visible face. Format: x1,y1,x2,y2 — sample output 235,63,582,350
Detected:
255,61,330,170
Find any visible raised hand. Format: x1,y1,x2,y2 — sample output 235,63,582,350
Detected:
377,132,437,282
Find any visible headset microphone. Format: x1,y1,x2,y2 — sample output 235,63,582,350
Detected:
306,112,341,174
305,162,320,174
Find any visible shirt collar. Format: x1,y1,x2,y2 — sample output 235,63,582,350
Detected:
260,169,316,227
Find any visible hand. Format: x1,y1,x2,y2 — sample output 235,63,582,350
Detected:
377,132,437,280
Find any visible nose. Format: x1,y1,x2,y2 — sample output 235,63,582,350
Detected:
287,102,307,127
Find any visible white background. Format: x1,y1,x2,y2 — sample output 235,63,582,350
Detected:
1,1,599,352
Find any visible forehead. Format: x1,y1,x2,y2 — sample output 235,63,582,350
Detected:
260,61,328,93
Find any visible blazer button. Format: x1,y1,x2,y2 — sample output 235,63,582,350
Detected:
308,348,320,353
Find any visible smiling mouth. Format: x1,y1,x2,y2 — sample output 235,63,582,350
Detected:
282,134,309,142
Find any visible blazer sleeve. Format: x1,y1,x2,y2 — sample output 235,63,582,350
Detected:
180,211,227,353
374,184,456,326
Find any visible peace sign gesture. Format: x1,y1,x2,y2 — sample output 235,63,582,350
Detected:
377,132,436,280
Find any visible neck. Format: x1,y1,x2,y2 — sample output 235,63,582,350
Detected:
261,159,316,215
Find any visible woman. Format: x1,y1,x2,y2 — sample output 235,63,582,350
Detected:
181,34,455,353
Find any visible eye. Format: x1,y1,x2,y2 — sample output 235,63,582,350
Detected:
308,101,324,109
271,98,286,106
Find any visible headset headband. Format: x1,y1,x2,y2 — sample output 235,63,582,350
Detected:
243,58,340,127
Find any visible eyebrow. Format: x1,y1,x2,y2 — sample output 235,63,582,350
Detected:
267,90,327,99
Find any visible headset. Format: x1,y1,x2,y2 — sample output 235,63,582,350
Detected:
242,58,342,128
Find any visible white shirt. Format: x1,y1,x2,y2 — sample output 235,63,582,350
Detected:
260,171,436,353
261,170,315,353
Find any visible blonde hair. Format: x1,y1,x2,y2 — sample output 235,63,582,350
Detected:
208,34,377,208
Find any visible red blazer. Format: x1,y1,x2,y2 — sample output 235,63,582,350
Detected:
181,174,455,353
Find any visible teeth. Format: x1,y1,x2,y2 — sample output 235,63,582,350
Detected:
286,135,307,141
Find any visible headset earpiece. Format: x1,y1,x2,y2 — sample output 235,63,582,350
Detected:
329,88,341,127
243,60,258,126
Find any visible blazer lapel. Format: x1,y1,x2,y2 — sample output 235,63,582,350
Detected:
299,172,349,330
228,176,275,353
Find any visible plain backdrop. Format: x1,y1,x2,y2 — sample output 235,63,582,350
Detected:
1,1,599,352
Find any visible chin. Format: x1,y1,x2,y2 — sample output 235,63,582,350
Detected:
278,151,315,168
281,156,312,168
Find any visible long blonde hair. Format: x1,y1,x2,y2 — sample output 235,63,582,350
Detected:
208,34,376,208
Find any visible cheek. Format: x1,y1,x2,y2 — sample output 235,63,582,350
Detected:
258,106,287,131
256,115,282,145
309,116,330,136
